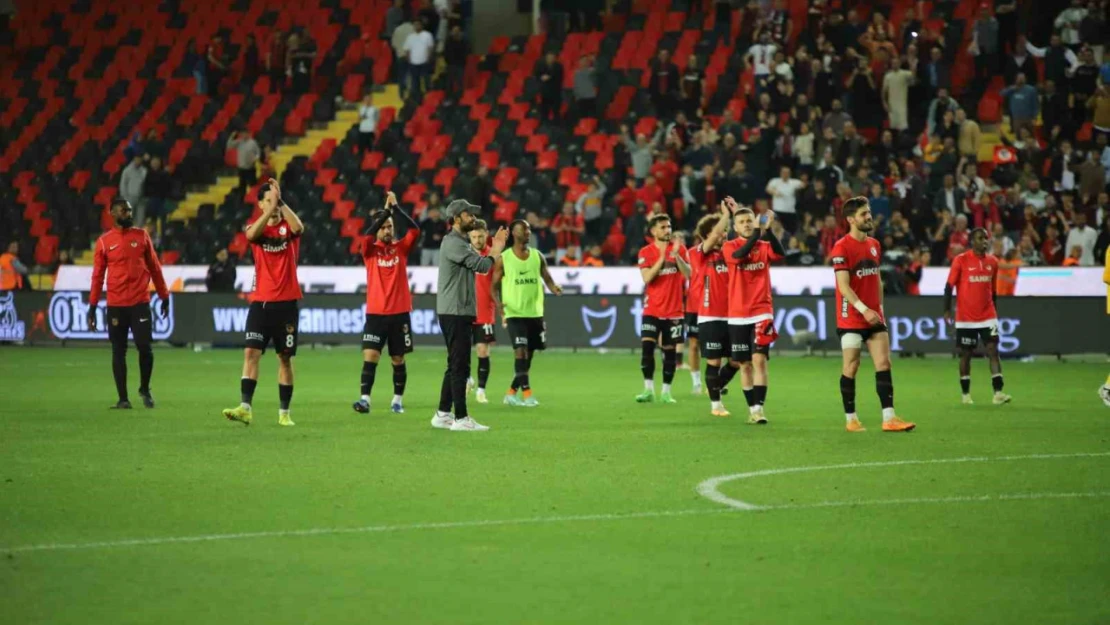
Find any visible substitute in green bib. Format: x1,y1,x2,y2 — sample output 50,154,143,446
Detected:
493,219,563,407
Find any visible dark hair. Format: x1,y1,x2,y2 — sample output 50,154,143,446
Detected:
471,218,488,231
696,214,722,240
970,227,989,240
110,197,130,211
843,196,870,218
648,214,671,232
733,207,755,218
256,183,272,202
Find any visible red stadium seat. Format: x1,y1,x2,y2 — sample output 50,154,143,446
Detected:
537,150,558,170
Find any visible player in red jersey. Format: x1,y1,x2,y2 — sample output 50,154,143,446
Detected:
683,235,703,395
635,214,690,403
352,191,421,415
688,201,734,416
466,219,498,404
944,227,1011,406
87,198,170,409
223,180,305,427
722,205,784,424
831,197,915,432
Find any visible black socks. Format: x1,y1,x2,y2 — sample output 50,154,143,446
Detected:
279,384,293,411
875,370,894,410
241,377,257,405
641,341,656,380
840,375,856,414
393,362,407,396
661,348,677,384
360,361,378,396
477,356,491,389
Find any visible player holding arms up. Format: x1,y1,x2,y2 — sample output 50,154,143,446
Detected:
635,214,690,404
467,220,497,404
944,228,1012,406
688,201,734,416
352,191,420,415
722,205,783,424
223,180,304,426
831,197,915,433
87,198,170,409
494,219,563,407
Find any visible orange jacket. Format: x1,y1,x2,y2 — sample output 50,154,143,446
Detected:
0,253,23,290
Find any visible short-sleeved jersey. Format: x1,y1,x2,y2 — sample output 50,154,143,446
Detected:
947,250,998,327
249,219,302,303
687,245,730,319
722,237,782,323
474,244,496,325
684,247,701,314
363,229,418,315
638,242,687,319
830,235,883,330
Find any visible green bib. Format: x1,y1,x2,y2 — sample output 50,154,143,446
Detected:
501,248,544,318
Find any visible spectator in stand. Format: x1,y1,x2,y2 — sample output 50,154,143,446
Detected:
819,214,843,261
766,165,805,233
141,128,165,162
846,56,881,131
357,93,379,155
1094,215,1110,264
615,178,638,218
1004,35,1040,86
956,108,981,162
1055,0,1088,47
384,0,406,43
651,152,679,196
266,30,286,89
575,176,606,241
0,242,29,291
259,145,276,181
463,166,494,209
189,39,207,95
822,98,851,135
1027,33,1079,91
417,0,439,42
680,54,704,118
142,156,173,244
882,55,914,133
620,122,663,183
206,249,237,292
1088,84,1110,139
443,25,469,101
991,223,1015,256
934,173,966,216
227,130,260,192
648,49,679,118
904,247,927,294
120,155,146,225
1062,245,1083,266
1048,140,1077,192
719,109,743,139
419,205,448,266
868,183,891,222
551,202,585,264
1041,225,1066,265
525,211,556,262
1065,212,1098,265
636,174,666,212
402,19,435,102
747,30,778,95
925,87,959,138
1075,150,1103,204
207,35,228,97
969,5,1000,84
536,52,564,121
391,17,415,97
923,46,950,98
241,34,261,89
572,55,598,120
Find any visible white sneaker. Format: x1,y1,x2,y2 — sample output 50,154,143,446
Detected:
992,392,1012,405
1099,385,1110,408
692,384,703,396
961,394,974,405
431,411,455,429
449,416,490,431
466,377,475,395
475,388,488,404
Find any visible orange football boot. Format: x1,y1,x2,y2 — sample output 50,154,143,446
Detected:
845,418,866,433
881,417,916,432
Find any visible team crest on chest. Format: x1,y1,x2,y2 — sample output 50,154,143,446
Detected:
279,225,287,236
130,241,138,248
870,247,877,257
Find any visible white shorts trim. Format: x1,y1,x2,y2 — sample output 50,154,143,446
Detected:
728,313,772,326
697,315,728,323
955,319,997,329
840,333,864,350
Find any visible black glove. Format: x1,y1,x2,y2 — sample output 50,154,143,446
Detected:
86,309,97,331
159,298,170,319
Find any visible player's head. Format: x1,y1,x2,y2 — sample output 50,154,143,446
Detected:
843,196,874,233
648,214,672,242
468,218,488,249
370,208,394,244
732,207,756,238
110,197,134,229
257,183,282,224
970,227,989,255
445,199,481,232
695,214,724,250
510,219,531,247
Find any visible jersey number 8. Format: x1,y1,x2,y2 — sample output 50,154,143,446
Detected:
285,335,295,348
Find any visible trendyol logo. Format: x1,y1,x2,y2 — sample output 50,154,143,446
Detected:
49,291,174,340
0,292,26,341
581,298,620,346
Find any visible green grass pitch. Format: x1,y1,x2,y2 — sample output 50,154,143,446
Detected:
1,347,1108,625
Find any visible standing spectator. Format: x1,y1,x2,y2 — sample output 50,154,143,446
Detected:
726,160,758,207
1088,84,1110,139
142,157,173,243
0,242,28,291
933,174,966,216
119,156,147,225
1004,35,1040,85
747,31,778,94
289,34,316,94
357,93,379,155
794,122,815,172
535,52,564,121
846,56,881,131
142,128,165,162
1041,226,1066,265
241,34,261,89
391,18,415,97
403,19,435,102
266,30,287,89
463,166,494,209
189,39,207,95
648,49,678,118
637,175,666,211
765,166,805,233
206,249,237,292
443,25,469,101
680,54,704,118
995,0,1017,54
259,145,277,181
1000,74,1039,136
227,130,260,192
1048,140,1078,193
821,98,851,135
923,46,950,100
969,5,1000,84
926,88,959,137
551,203,585,263
957,108,981,162
1072,48,1101,115
882,56,914,133
419,205,448,265
614,178,638,218
206,35,228,98
1055,0,1088,47
1076,149,1105,201
1065,212,1098,265
1029,33,1080,89
574,176,607,241
384,0,406,42
620,123,663,182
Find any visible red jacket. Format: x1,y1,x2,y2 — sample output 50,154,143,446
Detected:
90,227,169,307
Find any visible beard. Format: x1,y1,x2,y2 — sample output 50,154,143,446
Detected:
117,218,134,229
857,219,874,232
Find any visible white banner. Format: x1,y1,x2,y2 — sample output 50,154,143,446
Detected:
53,265,1106,297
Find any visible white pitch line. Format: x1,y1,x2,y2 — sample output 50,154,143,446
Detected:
696,451,1110,510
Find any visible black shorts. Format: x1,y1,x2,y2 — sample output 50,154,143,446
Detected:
245,300,299,355
107,304,153,347
836,324,889,347
362,312,414,355
640,316,683,347
684,312,699,339
956,324,999,349
729,323,771,363
506,317,546,351
698,320,730,360
472,321,497,345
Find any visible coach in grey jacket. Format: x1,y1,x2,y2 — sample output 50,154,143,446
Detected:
432,199,508,431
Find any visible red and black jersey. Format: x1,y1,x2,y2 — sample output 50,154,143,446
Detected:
363,229,418,315
249,219,302,303
474,243,496,325
722,237,781,323
638,242,687,319
831,234,883,330
687,245,729,319
947,251,999,327
90,227,169,307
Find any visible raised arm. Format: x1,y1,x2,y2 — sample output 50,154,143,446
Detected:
701,202,731,252
673,242,691,278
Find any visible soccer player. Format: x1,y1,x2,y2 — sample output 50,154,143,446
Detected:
493,219,563,407
722,205,783,424
831,197,915,432
944,227,1012,405
86,198,170,409
222,180,304,427
635,214,690,403
352,191,420,415
688,201,734,416
683,236,703,395
1101,245,1110,407
467,219,497,404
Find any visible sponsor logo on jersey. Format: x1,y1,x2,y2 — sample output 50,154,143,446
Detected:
376,257,400,268
968,275,992,283
831,256,846,265
513,276,539,285
742,261,766,271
